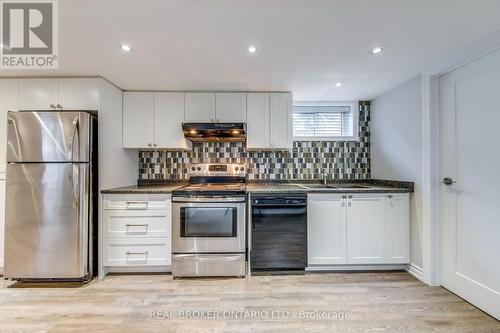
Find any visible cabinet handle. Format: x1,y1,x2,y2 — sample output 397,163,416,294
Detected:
56,104,62,109
341,195,347,206
148,143,152,147
125,223,149,227
50,104,56,109
153,143,157,147
387,195,393,199
126,251,149,255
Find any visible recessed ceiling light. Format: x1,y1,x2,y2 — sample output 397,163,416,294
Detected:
371,46,384,54
248,46,257,53
120,44,132,52
334,82,344,87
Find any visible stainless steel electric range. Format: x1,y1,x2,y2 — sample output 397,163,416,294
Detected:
171,163,246,278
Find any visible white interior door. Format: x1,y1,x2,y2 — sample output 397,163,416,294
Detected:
440,48,500,320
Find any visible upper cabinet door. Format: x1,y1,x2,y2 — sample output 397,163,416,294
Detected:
246,93,270,149
308,194,347,265
122,92,154,148
385,193,410,264
154,92,190,150
269,93,293,149
185,93,216,122
215,93,246,122
58,78,99,110
346,194,386,264
18,78,58,110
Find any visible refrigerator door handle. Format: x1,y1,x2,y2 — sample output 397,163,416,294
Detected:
70,116,80,161
71,164,80,205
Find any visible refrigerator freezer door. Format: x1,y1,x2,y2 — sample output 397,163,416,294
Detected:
7,111,91,162
4,163,89,279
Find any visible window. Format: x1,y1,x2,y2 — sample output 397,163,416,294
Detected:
293,101,359,141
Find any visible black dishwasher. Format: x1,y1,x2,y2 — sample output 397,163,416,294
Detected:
250,194,307,272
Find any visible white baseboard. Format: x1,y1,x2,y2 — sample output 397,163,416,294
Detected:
406,263,424,282
306,264,407,272
104,265,171,275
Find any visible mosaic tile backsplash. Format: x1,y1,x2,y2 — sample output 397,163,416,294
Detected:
139,102,371,181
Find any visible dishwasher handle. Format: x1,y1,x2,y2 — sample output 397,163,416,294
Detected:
252,196,307,207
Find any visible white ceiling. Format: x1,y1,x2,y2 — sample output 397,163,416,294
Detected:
2,0,500,100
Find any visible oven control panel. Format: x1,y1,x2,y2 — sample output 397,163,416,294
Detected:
188,163,246,177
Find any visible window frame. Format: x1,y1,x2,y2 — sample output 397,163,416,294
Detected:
292,101,360,142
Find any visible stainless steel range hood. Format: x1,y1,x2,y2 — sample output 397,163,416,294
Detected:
182,123,246,142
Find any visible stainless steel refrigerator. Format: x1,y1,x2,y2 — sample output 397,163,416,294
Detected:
4,111,98,281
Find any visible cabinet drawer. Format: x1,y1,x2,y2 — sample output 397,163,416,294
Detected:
102,210,171,238
102,237,171,266
103,194,171,210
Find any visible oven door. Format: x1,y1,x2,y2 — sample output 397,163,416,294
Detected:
172,198,245,253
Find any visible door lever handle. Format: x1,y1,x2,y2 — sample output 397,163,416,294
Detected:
442,177,456,186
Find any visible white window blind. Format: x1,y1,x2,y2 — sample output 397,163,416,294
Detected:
293,105,355,139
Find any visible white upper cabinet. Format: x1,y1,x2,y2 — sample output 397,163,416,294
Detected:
215,93,246,122
154,92,190,150
18,78,58,110
246,92,293,149
58,78,99,110
123,92,154,148
185,92,246,123
385,193,410,264
122,92,190,150
18,78,99,110
269,93,293,149
246,93,270,149
308,194,347,265
346,194,386,264
184,93,216,122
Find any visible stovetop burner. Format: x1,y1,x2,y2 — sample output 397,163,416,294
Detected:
173,163,247,197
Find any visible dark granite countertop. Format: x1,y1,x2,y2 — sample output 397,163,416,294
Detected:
100,183,188,194
246,183,410,194
101,179,412,195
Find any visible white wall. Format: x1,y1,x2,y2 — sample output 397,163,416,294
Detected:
371,75,423,270
0,79,18,273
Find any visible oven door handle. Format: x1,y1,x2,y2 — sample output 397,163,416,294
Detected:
173,254,243,262
172,196,245,203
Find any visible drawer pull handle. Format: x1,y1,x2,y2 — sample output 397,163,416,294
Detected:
126,251,149,255
125,201,148,209
125,224,149,227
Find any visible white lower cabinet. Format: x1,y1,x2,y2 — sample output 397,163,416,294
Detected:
102,237,171,267
308,193,409,267
101,194,172,275
346,194,386,264
308,194,346,265
385,194,410,263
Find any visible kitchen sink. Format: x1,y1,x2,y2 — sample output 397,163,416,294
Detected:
296,184,374,190
333,184,373,189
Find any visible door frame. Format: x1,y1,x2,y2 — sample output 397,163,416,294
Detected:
421,32,500,286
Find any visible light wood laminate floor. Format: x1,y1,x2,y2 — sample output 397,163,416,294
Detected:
0,272,498,332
